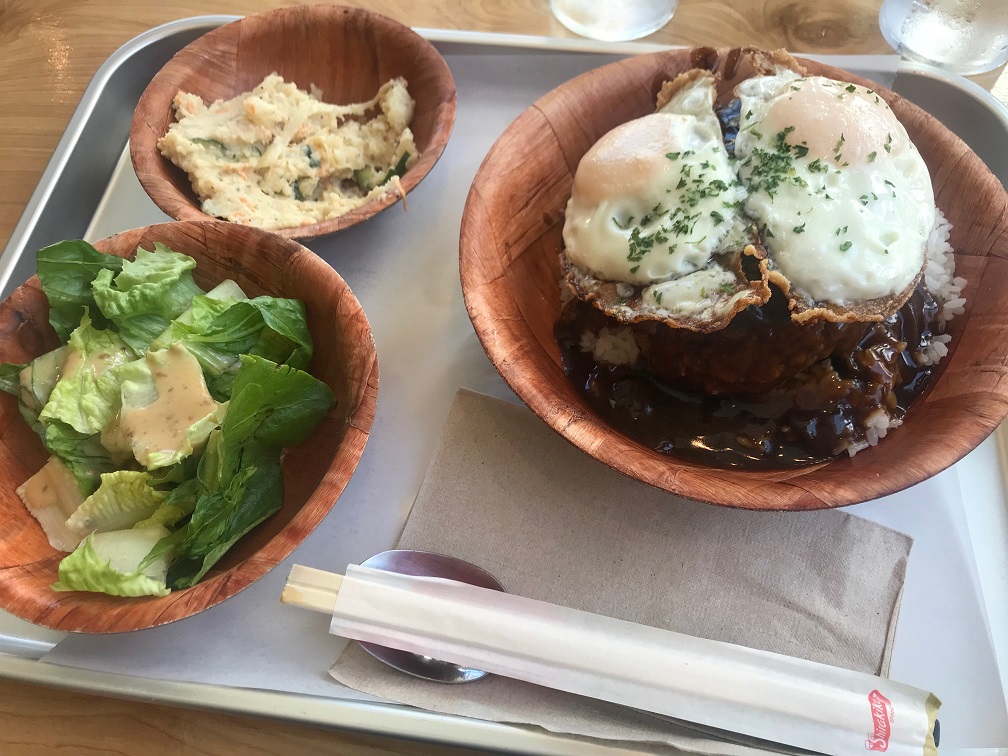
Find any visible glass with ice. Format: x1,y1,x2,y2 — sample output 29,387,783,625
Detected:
880,0,1008,75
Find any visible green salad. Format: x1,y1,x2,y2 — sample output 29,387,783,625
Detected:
0,240,335,597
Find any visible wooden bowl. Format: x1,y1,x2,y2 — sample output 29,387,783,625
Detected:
130,5,456,239
0,221,378,631
460,49,1008,511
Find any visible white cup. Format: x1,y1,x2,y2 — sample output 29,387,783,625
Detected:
879,0,1008,75
550,0,677,42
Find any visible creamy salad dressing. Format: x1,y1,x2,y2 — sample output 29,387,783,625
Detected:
121,345,219,465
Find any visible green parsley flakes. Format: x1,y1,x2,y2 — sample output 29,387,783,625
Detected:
738,126,812,200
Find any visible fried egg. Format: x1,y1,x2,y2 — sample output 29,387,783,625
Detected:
560,72,767,332
734,74,935,306
562,73,745,288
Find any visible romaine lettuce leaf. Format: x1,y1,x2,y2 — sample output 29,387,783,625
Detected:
91,244,202,351
153,279,248,341
6,351,119,496
42,421,120,497
132,503,188,531
145,355,334,588
53,527,171,597
160,465,277,588
38,314,134,435
199,279,248,307
133,479,200,530
145,453,201,486
16,346,68,413
36,240,123,340
65,470,167,536
247,296,313,369
113,243,195,291
0,361,25,396
221,354,334,451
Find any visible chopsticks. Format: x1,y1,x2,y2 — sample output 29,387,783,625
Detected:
281,565,343,615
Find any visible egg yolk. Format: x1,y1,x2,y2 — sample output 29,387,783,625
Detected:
572,114,693,206
759,79,905,165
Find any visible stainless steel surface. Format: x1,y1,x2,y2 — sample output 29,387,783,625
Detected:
357,550,505,684
894,60,1008,178
0,17,1006,753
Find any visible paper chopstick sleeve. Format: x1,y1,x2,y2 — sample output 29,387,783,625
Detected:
320,564,939,755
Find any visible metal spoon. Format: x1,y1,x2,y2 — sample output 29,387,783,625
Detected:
356,549,506,683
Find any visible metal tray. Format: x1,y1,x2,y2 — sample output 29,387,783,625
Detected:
1,17,1007,753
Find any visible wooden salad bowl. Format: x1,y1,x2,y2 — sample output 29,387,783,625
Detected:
0,221,378,632
459,49,1008,511
130,5,456,239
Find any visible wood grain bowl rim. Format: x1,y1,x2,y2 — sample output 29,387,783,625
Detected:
129,4,457,240
0,220,379,632
459,48,1008,511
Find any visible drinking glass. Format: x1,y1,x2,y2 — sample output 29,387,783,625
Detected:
879,0,1008,75
549,0,677,42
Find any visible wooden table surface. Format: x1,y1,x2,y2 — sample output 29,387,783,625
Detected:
0,1,1004,753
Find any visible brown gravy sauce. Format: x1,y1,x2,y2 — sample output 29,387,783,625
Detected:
556,286,940,469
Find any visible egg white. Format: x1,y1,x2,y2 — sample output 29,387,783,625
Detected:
642,264,740,315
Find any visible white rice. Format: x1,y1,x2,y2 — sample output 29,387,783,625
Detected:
581,327,640,366
917,208,965,366
848,410,905,456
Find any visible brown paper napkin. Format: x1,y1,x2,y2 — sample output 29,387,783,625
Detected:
329,389,912,753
